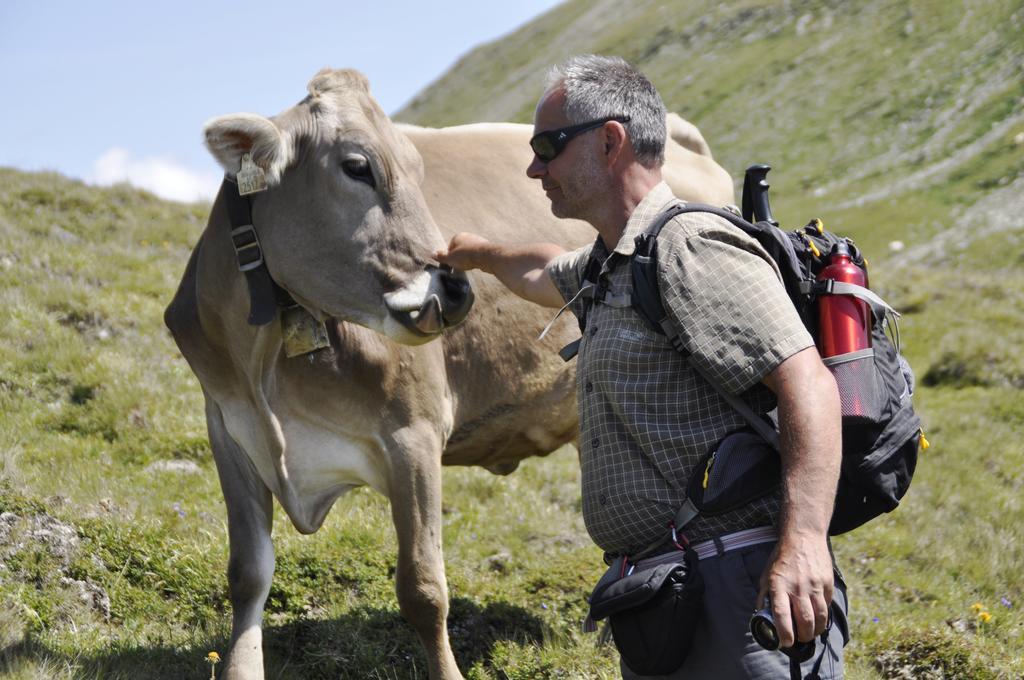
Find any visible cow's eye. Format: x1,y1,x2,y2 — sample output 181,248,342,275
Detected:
342,154,375,188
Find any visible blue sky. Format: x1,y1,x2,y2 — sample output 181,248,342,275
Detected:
0,1,562,202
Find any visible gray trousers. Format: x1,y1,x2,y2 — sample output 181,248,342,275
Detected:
619,541,849,680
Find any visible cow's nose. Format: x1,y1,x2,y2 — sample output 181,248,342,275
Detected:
434,265,474,327
383,267,474,338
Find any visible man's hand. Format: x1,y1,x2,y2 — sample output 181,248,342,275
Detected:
757,535,834,648
434,232,492,272
434,233,566,308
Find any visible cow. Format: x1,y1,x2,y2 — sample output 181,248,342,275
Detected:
164,67,734,680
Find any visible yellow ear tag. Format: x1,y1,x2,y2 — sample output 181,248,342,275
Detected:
814,218,824,235
919,431,930,450
808,240,821,258
237,153,268,196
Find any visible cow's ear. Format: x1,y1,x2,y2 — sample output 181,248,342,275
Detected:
203,113,288,183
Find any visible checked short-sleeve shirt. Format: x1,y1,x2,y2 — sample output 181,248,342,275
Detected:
548,182,813,555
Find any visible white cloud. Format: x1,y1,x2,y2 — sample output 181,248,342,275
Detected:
88,148,220,203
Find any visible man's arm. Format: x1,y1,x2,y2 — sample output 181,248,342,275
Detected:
435,233,566,308
758,346,842,648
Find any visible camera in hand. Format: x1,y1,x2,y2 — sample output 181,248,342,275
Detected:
749,599,816,662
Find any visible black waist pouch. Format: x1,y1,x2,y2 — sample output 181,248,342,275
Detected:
588,548,704,675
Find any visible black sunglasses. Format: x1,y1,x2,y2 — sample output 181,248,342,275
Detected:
529,115,631,163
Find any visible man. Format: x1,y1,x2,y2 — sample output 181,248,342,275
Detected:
436,55,847,679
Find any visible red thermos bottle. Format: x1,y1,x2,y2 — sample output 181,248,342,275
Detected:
817,241,871,357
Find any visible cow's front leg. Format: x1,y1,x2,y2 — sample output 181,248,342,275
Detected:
208,400,275,680
387,426,463,680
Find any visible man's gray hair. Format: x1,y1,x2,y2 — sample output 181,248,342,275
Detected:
545,55,667,168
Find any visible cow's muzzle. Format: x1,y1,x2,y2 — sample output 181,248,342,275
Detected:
383,266,474,337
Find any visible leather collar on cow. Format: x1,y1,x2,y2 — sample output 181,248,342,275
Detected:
221,177,297,325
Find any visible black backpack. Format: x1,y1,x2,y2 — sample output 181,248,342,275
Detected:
569,166,924,536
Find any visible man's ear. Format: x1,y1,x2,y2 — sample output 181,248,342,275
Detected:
203,113,289,183
601,120,630,163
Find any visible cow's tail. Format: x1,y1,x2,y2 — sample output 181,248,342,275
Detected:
666,112,713,158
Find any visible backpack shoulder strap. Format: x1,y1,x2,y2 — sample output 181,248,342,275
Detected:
629,203,685,334
556,245,606,361
631,203,749,338
630,203,782,449
576,249,604,333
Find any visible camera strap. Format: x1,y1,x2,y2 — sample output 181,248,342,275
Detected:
788,622,833,680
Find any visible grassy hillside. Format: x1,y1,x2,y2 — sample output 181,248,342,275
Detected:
397,0,1024,238
1,0,1022,678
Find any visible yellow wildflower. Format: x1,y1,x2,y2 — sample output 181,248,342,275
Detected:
207,651,221,680
979,611,992,623
971,602,984,613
